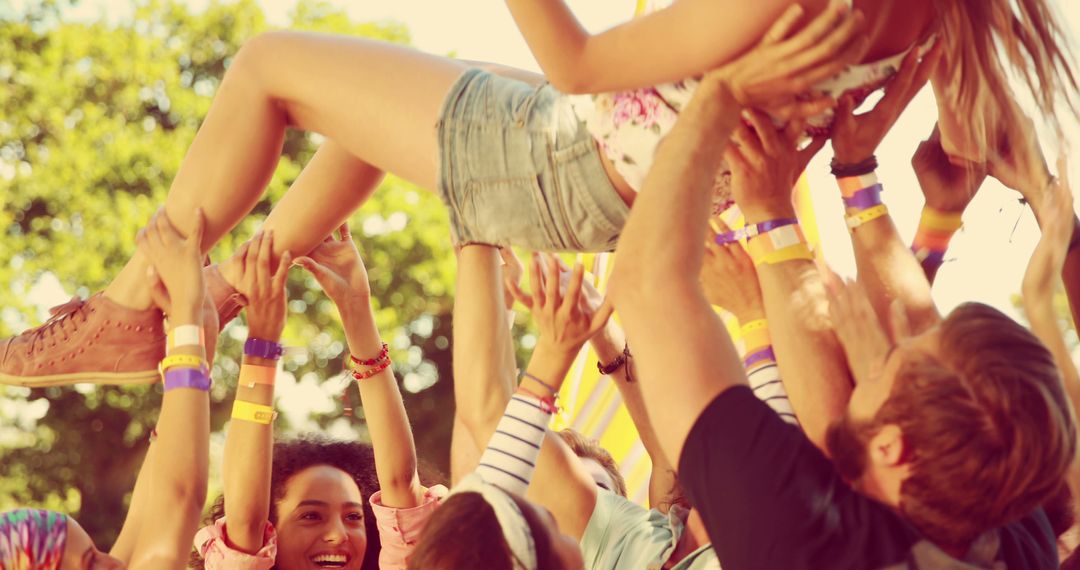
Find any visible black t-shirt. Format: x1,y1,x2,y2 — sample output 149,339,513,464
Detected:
677,386,1059,570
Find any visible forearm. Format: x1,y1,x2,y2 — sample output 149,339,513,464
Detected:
221,354,276,551
591,324,673,474
452,247,518,443
458,59,546,86
756,259,851,447
340,300,423,509
504,0,588,91
850,214,940,333
1062,237,1080,329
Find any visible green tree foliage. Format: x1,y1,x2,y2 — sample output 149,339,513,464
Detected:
0,0,461,547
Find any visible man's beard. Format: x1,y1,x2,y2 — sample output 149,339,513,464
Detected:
825,413,874,484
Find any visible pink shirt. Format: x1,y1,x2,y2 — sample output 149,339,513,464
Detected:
194,486,446,570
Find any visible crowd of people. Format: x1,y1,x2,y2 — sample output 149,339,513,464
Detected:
3,0,1080,568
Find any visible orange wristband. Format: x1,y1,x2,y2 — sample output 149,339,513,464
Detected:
239,364,277,388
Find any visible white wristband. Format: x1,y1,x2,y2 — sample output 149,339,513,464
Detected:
168,324,204,350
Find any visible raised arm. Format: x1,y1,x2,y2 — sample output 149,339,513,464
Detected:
825,43,945,333
505,0,865,94
116,209,211,570
607,5,855,462
723,113,844,448
219,231,291,553
296,225,424,509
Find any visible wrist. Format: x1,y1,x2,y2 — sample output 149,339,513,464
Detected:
527,342,577,388
742,205,797,225
247,326,283,344
734,308,766,324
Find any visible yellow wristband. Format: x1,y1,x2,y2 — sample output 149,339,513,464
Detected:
743,329,772,352
845,204,889,230
752,243,814,266
739,319,768,334
231,400,278,425
159,354,207,374
239,364,277,388
919,207,964,233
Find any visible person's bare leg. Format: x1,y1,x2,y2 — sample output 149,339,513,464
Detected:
105,31,466,309
218,140,384,287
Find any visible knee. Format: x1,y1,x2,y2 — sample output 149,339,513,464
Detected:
227,31,296,86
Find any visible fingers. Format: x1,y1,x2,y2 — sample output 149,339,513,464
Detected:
759,3,805,45
796,136,828,173
294,256,331,286
244,231,263,279
779,0,852,56
506,276,534,310
273,251,292,292
529,253,546,310
724,144,751,179
733,123,766,170
562,263,586,316
744,111,782,157
543,254,561,310
338,223,352,243
257,230,274,288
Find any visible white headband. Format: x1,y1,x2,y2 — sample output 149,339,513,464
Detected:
449,474,537,570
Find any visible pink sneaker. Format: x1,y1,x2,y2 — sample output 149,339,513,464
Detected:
0,294,165,386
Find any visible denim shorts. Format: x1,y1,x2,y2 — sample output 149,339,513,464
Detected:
436,68,630,252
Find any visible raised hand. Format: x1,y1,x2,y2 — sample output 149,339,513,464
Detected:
831,39,944,164
912,126,988,213
1023,156,1075,306
137,207,206,324
232,230,292,341
293,223,372,308
823,273,898,387
702,222,765,322
726,111,825,222
508,253,614,357
709,0,870,120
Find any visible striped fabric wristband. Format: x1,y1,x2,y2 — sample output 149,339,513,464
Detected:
475,394,552,497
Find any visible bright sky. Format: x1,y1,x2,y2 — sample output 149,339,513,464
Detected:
6,0,1080,432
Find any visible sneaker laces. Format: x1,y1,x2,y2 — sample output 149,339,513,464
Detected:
23,296,88,355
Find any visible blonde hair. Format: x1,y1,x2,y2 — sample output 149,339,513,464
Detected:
933,0,1077,163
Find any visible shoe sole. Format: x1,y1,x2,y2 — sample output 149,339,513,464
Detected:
0,369,160,387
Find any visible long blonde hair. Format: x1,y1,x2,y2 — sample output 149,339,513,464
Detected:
933,0,1077,165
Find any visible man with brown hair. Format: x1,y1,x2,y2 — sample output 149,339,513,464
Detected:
608,61,1076,568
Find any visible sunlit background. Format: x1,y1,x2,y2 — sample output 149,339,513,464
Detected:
2,0,1079,545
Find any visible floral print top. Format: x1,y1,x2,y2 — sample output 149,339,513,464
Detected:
568,0,931,212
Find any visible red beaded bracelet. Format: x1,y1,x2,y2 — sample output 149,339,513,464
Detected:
350,342,389,367
350,358,392,381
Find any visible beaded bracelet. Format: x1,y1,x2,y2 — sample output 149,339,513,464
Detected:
350,343,389,367
350,358,392,381
831,155,878,177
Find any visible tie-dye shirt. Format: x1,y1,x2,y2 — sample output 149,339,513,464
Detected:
0,509,67,570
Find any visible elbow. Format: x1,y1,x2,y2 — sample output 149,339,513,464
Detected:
167,477,209,516
548,72,592,95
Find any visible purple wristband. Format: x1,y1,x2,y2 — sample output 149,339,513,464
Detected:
743,346,777,369
163,367,212,392
245,337,284,360
912,246,946,267
842,184,884,210
715,218,799,245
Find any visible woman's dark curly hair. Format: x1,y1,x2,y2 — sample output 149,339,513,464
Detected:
189,434,403,570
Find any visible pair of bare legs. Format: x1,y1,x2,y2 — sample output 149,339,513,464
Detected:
104,32,468,310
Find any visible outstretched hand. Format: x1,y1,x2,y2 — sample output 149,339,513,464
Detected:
831,39,943,164
823,271,901,387
702,221,765,322
726,110,825,222
293,224,372,310
912,126,988,213
507,253,614,356
137,207,206,324
1023,156,1075,306
233,230,292,341
710,0,870,120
